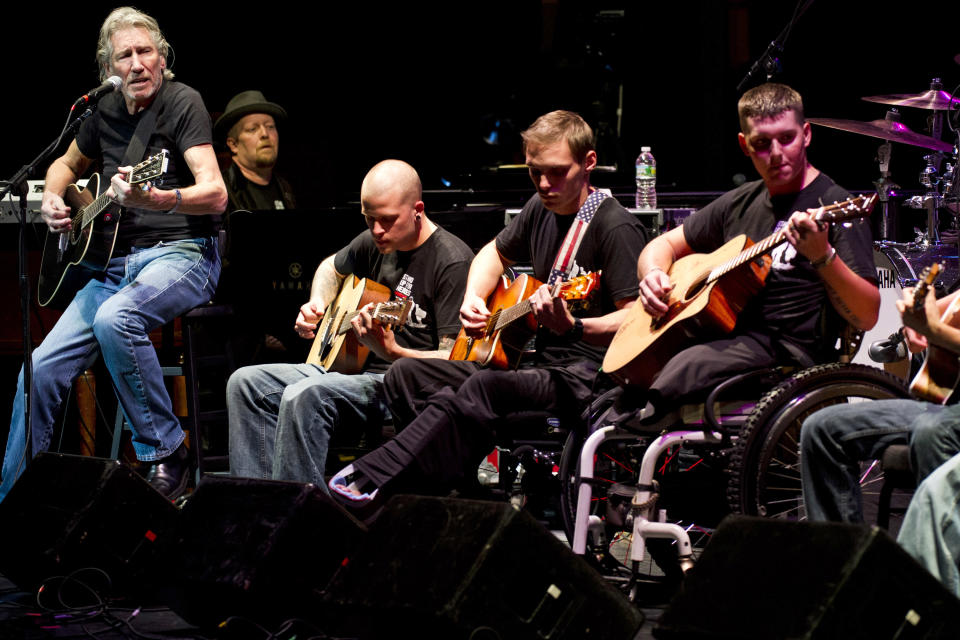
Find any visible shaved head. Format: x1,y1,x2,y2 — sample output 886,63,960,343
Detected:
359,159,430,253
360,159,422,207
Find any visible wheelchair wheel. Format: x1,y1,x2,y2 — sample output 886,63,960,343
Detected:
726,363,910,520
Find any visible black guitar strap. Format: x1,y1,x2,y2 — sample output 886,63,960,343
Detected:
120,82,162,167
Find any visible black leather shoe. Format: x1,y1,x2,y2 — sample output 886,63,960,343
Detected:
146,441,191,500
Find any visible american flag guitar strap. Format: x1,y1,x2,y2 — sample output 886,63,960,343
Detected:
547,188,609,285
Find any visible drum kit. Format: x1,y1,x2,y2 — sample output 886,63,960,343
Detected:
808,78,960,368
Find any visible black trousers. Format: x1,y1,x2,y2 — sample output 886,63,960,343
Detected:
356,332,787,495
647,331,783,406
354,358,599,493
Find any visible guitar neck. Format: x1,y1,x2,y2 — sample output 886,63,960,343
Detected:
77,191,115,231
706,229,787,285
337,310,360,335
704,196,873,286
76,167,148,231
491,298,533,333
336,303,408,336
488,274,598,334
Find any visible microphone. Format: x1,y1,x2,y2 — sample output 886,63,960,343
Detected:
868,328,908,363
72,76,121,109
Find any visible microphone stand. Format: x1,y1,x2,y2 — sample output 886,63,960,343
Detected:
736,0,816,93
0,107,94,477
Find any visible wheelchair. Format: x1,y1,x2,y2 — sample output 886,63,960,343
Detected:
558,328,912,599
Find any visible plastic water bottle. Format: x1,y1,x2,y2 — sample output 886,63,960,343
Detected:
635,146,657,210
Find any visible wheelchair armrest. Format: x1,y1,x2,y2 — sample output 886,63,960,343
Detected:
703,367,788,437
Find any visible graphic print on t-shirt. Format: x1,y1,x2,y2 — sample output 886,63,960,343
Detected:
395,273,428,329
770,220,798,271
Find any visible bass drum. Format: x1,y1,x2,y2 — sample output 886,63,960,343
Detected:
852,242,960,369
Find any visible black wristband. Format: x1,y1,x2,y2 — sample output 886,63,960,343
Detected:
563,317,584,342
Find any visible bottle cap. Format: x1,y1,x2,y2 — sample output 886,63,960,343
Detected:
641,146,651,152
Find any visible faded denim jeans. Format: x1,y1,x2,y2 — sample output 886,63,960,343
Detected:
227,363,387,491
801,398,960,522
0,237,219,503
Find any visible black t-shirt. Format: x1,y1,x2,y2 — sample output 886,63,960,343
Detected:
682,172,875,359
496,193,648,365
224,162,296,212
76,80,217,248
334,227,474,373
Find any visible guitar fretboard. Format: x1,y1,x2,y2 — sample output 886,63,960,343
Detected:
75,192,114,232
703,195,873,286
489,298,533,335
706,228,788,284
70,150,168,234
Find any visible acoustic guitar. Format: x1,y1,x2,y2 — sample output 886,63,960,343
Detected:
38,150,169,308
602,194,878,386
908,263,960,404
306,275,412,374
449,271,601,370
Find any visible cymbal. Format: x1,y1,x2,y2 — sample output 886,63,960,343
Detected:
807,117,954,152
862,89,960,111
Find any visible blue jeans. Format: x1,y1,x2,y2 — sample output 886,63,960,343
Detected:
800,398,960,522
898,451,960,598
226,363,387,491
0,237,220,503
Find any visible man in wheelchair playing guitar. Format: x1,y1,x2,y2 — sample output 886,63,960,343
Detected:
623,82,879,421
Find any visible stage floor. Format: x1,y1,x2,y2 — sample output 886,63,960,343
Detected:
0,572,665,639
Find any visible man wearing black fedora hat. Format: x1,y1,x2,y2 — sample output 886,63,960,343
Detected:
215,90,296,212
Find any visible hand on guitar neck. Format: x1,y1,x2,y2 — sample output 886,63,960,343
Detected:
107,163,166,210
782,207,831,264
351,302,401,361
897,293,935,354
904,264,960,404
527,283,579,335
898,267,960,354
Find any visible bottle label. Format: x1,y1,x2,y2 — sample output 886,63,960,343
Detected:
642,166,656,178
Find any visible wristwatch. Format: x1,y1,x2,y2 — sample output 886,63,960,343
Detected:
563,317,584,342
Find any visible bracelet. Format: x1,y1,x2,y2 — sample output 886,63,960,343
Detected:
811,246,837,269
164,189,182,215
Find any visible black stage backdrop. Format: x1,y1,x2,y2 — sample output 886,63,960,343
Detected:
2,1,959,201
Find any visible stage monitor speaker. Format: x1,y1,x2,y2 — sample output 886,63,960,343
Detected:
160,475,366,629
0,452,178,595
654,515,960,639
324,494,643,639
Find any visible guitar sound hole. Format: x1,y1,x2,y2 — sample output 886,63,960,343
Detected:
684,277,707,301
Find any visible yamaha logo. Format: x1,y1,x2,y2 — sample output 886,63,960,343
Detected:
876,267,896,289
288,262,303,279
